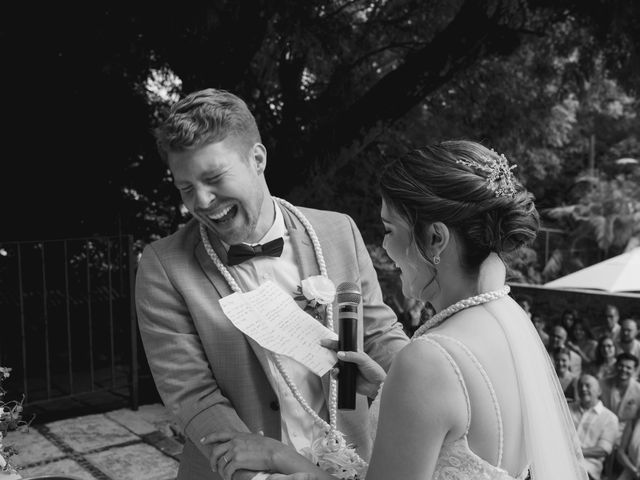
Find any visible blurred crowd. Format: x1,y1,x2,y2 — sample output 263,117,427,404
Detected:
521,297,640,480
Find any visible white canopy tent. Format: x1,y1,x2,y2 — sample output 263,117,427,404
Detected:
543,247,640,293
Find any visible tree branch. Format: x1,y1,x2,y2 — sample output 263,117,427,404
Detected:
307,1,522,165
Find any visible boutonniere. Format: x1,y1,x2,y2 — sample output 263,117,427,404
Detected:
294,275,336,320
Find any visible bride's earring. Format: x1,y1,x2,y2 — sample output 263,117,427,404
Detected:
433,254,440,265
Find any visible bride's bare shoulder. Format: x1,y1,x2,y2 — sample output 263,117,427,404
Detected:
388,337,463,389
381,336,469,437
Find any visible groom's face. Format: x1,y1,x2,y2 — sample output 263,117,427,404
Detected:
168,137,272,245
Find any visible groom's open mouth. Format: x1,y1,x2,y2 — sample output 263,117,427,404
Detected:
206,204,238,225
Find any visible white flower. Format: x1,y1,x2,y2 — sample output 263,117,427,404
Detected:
301,276,336,305
301,430,367,480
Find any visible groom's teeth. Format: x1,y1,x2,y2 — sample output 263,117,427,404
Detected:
209,206,233,220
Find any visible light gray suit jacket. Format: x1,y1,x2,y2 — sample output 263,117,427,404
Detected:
135,205,409,479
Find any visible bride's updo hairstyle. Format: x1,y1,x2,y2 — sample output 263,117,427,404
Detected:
379,140,539,271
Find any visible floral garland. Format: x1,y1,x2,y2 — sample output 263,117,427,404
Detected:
199,197,367,480
1,366,33,476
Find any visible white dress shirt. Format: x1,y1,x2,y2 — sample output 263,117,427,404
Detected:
224,199,328,479
570,400,619,479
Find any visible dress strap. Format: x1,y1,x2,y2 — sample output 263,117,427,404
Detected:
425,333,505,468
412,336,472,436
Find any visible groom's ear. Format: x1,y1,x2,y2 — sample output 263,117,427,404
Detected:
250,143,267,175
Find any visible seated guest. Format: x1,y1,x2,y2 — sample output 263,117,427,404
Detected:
399,297,426,337
549,325,583,377
616,410,640,480
561,308,579,336
532,311,550,347
601,353,640,442
570,374,619,480
516,294,533,318
604,304,622,343
616,318,640,363
567,321,598,368
589,334,619,381
554,346,579,403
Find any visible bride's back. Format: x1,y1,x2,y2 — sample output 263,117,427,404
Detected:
430,295,528,476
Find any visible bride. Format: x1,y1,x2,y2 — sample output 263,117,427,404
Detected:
202,140,587,479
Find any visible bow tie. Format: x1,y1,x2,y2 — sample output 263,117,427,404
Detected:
227,237,284,266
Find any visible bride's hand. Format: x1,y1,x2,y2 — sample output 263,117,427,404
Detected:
321,339,386,399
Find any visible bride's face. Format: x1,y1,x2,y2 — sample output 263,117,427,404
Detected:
381,199,432,300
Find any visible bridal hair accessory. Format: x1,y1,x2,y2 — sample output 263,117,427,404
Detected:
412,285,511,338
199,197,367,480
455,149,517,198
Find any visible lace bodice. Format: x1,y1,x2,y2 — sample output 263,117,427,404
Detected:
369,333,529,480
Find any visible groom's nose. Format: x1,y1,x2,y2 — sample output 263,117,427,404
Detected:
195,187,215,209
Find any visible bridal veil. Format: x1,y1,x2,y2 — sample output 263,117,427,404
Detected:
488,299,588,479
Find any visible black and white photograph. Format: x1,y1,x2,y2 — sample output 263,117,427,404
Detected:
1,2,639,479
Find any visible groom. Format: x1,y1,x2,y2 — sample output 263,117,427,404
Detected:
135,88,409,480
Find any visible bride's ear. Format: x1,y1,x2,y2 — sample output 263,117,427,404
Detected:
425,222,449,259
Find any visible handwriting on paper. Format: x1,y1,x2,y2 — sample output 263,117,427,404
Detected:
219,281,338,376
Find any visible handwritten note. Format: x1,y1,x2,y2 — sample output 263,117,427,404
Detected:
219,281,338,376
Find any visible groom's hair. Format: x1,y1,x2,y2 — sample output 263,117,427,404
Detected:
154,88,261,164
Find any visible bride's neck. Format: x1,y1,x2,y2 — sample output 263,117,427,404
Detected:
429,277,478,312
428,253,507,312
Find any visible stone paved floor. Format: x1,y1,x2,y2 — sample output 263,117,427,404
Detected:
6,403,184,480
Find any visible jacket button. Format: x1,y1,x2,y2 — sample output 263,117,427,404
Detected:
270,400,280,411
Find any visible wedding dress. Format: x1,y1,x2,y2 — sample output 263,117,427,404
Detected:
368,299,587,479
370,333,527,480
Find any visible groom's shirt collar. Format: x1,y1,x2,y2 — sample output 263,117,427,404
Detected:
221,197,285,250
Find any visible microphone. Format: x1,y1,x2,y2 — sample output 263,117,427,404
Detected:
336,281,361,410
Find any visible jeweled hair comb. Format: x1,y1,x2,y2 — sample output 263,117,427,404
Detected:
455,149,517,197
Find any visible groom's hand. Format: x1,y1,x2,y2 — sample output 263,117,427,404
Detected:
321,339,386,399
202,430,285,480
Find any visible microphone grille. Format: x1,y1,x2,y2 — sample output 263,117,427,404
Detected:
336,281,361,305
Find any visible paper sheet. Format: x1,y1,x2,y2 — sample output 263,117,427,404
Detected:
219,280,338,376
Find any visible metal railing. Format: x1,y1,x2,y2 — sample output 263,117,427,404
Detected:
0,235,139,412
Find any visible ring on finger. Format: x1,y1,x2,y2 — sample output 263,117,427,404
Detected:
222,454,230,465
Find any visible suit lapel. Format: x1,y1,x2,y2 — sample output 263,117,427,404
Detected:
280,205,333,403
194,225,275,378
194,228,233,299
281,205,320,280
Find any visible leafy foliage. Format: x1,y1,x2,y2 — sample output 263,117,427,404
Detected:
1,0,639,285
540,169,640,280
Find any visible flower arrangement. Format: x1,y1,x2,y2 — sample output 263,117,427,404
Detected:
294,275,336,320
0,366,33,476
301,427,367,480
